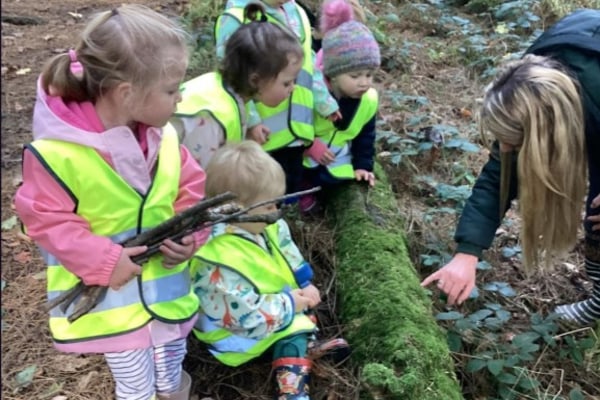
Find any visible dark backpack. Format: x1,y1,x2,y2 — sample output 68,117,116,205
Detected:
526,8,600,153
525,9,600,111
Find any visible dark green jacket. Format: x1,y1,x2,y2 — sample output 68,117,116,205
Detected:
455,9,600,257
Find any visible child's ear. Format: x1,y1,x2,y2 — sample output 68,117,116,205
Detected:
114,81,133,104
248,72,260,90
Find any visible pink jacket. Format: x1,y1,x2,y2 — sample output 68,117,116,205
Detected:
14,78,207,353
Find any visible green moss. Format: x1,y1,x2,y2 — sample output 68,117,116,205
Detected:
327,163,462,400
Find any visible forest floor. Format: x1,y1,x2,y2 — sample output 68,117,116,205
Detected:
1,0,598,399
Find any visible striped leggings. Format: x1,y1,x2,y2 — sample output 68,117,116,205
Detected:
555,236,600,324
104,338,187,400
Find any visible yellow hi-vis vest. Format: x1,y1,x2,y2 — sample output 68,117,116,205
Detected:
26,126,199,343
175,72,244,142
303,88,378,179
215,6,315,151
191,222,316,367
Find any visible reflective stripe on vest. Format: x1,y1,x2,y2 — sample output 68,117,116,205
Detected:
216,6,315,151
175,72,244,142
304,88,378,179
28,126,198,343
191,222,316,366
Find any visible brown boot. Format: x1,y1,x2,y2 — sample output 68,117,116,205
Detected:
157,370,192,400
272,357,311,399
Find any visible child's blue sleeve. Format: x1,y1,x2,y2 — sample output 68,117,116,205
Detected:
294,261,314,289
276,220,314,288
312,53,339,118
246,100,262,128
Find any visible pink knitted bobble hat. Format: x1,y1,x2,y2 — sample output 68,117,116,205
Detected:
320,0,380,77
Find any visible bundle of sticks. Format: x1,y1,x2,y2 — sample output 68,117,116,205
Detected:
43,187,320,323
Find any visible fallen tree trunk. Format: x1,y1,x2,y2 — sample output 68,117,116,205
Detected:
326,164,462,399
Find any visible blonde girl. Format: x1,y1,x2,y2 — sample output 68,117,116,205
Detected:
15,5,207,399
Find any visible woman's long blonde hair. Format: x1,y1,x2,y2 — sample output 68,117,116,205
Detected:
480,54,587,269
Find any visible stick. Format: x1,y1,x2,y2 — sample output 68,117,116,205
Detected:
43,187,320,322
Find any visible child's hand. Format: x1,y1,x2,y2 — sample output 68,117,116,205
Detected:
109,246,147,290
247,124,270,144
301,284,321,308
160,235,195,268
589,193,600,231
355,169,375,187
327,110,342,122
305,139,335,165
317,149,336,165
290,289,312,312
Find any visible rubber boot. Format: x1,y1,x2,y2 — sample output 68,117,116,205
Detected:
555,238,600,325
272,357,311,400
157,370,192,400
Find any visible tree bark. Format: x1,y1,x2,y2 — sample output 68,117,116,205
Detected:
326,163,462,399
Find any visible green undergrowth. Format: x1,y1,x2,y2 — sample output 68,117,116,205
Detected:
326,164,462,399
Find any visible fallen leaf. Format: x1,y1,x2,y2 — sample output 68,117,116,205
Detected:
51,396,68,400
459,107,472,119
14,101,24,112
43,34,54,41
32,271,46,280
12,175,22,187
40,382,64,399
563,262,578,273
16,231,32,243
1,216,18,231
77,370,98,391
54,355,91,372
67,12,83,19
14,251,32,264
15,67,31,76
14,365,37,389
495,23,508,34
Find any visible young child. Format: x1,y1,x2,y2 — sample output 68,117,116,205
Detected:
300,0,381,212
215,0,341,195
170,3,304,168
14,5,206,399
191,141,331,399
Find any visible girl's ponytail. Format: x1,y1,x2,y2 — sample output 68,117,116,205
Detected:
40,49,89,101
243,2,268,23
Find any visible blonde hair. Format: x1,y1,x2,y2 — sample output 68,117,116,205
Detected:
205,141,286,206
41,4,188,102
480,54,587,269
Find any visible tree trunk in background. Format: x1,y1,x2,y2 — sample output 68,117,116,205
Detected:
326,163,463,399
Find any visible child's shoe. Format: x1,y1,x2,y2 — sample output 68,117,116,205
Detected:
299,193,317,213
272,357,311,400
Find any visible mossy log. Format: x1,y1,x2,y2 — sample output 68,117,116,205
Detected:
326,163,462,399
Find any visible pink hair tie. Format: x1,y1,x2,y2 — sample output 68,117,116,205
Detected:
68,49,84,80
